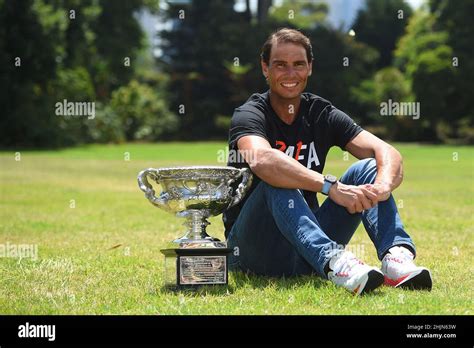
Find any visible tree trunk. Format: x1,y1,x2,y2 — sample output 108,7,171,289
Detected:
245,0,251,22
257,0,272,24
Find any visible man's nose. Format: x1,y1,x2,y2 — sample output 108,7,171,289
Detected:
285,66,298,76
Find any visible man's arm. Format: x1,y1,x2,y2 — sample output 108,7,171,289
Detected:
237,135,377,214
237,135,325,192
345,130,404,201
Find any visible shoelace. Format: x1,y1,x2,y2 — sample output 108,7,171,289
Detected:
388,248,414,264
333,252,364,277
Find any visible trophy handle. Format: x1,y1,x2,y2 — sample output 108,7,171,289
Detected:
137,168,168,207
227,168,253,209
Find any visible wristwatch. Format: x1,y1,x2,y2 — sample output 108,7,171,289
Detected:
321,174,337,196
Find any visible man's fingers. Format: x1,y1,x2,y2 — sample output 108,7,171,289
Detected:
346,207,355,214
361,196,373,210
341,185,379,213
362,189,379,207
346,196,358,214
360,186,378,200
354,200,364,213
361,184,376,192
354,189,373,210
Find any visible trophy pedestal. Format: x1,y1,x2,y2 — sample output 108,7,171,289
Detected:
161,248,232,288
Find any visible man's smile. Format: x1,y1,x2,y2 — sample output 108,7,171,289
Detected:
280,82,299,88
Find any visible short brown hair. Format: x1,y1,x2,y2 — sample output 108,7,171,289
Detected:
260,28,314,65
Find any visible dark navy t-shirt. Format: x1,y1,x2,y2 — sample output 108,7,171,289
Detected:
223,91,363,237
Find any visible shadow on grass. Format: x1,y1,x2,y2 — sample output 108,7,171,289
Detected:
230,270,326,290
156,271,387,297
230,270,389,297
156,270,329,297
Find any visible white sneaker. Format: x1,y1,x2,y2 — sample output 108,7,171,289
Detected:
381,246,432,290
327,250,384,295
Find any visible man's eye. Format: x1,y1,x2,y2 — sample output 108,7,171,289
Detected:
276,63,285,68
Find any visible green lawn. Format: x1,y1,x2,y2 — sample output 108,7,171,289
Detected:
0,142,472,314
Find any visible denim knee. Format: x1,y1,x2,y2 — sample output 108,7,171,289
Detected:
352,158,376,171
343,158,377,185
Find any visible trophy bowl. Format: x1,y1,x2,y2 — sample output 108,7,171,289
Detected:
137,166,253,248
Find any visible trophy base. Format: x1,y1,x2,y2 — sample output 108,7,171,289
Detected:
171,237,227,249
161,248,232,288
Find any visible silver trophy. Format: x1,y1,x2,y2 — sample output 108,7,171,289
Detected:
137,166,252,287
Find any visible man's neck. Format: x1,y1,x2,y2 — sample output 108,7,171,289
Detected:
269,91,301,125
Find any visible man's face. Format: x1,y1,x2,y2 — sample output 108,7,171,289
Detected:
261,41,312,100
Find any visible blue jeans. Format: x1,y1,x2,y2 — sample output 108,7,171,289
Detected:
226,158,416,279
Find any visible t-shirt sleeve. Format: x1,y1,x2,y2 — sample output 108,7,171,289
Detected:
228,107,269,150
327,106,363,149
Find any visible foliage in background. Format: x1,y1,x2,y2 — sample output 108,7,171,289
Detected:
158,0,262,140
353,0,413,68
269,0,328,29
109,80,178,141
1,0,473,147
351,67,414,140
0,0,168,147
429,0,474,143
394,9,455,142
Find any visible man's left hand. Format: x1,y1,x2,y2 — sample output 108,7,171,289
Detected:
362,182,391,202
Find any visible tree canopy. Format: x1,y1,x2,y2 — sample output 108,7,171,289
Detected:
1,0,472,147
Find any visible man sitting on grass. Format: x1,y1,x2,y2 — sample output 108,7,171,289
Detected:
223,28,432,295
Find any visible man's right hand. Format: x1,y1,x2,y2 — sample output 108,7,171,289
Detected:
328,181,378,214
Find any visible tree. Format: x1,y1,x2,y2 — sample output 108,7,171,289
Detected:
0,0,166,147
394,9,455,141
428,0,474,142
269,0,328,29
257,0,272,24
351,67,414,140
159,0,258,140
109,80,178,141
353,0,413,68
0,0,66,147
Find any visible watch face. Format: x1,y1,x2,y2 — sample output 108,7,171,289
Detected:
325,174,337,183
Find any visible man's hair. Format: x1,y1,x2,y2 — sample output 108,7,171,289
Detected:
260,28,314,65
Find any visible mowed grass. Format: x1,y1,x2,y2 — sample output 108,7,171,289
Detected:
0,142,472,315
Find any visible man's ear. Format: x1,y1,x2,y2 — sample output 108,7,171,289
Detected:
308,61,313,76
261,59,269,79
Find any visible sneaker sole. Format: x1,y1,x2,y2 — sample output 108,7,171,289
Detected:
397,269,432,291
359,270,384,295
